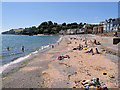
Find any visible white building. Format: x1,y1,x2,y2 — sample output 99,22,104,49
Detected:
103,18,120,32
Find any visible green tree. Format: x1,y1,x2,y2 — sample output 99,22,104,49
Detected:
48,21,53,26
62,22,66,26
54,22,58,26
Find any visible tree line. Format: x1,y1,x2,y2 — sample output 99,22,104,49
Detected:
2,21,86,35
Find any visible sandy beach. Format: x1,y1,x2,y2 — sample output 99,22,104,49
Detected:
2,35,118,88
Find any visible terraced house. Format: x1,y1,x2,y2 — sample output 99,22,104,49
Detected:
103,18,120,32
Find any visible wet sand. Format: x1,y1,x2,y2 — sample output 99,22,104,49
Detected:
2,35,118,88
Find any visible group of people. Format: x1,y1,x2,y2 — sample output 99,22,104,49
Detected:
72,38,102,55
81,78,108,90
7,46,25,52
69,37,107,89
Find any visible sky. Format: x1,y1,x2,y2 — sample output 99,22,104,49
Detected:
2,2,118,32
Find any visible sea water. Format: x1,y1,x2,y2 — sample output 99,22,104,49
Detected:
1,34,61,65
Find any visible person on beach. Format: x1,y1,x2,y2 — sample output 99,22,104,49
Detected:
85,48,94,54
95,48,99,54
52,45,54,48
78,44,82,50
93,39,97,45
22,46,24,52
81,78,101,87
85,40,87,45
114,32,118,37
79,44,81,47
90,48,93,53
81,80,93,87
96,41,101,45
91,78,101,86
7,46,10,51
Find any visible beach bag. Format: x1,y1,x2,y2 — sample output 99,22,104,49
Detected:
58,56,62,60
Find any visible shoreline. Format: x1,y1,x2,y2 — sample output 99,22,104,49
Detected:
2,35,118,88
1,36,63,76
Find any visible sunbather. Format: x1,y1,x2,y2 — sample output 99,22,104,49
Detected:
100,82,108,90
95,48,99,54
91,78,101,86
96,41,101,45
81,78,108,90
90,48,93,53
81,80,93,87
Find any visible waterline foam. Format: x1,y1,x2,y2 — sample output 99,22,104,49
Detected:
1,36,63,75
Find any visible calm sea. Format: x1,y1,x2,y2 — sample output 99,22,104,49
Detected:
1,35,60,65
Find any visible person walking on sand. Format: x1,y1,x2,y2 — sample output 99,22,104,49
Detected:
22,46,24,52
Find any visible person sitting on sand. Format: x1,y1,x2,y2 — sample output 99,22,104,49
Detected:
85,48,94,55
94,39,97,44
79,45,83,50
92,39,101,45
96,41,101,45
89,48,93,53
77,44,82,50
85,40,87,45
79,44,81,47
100,82,108,90
91,78,101,86
92,78,108,90
91,39,96,45
95,48,99,54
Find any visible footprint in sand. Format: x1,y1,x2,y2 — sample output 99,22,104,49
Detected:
94,66,106,71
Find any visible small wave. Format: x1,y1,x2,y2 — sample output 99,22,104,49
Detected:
31,50,39,55
2,52,22,57
0,53,32,73
1,36,63,74
0,44,51,74
41,45,50,50
58,36,62,42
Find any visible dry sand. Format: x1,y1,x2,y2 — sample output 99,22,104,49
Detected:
2,36,118,88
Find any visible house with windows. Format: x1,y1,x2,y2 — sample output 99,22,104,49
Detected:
82,24,94,34
93,27,98,34
65,29,83,34
59,30,66,35
103,18,120,32
93,26,103,34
